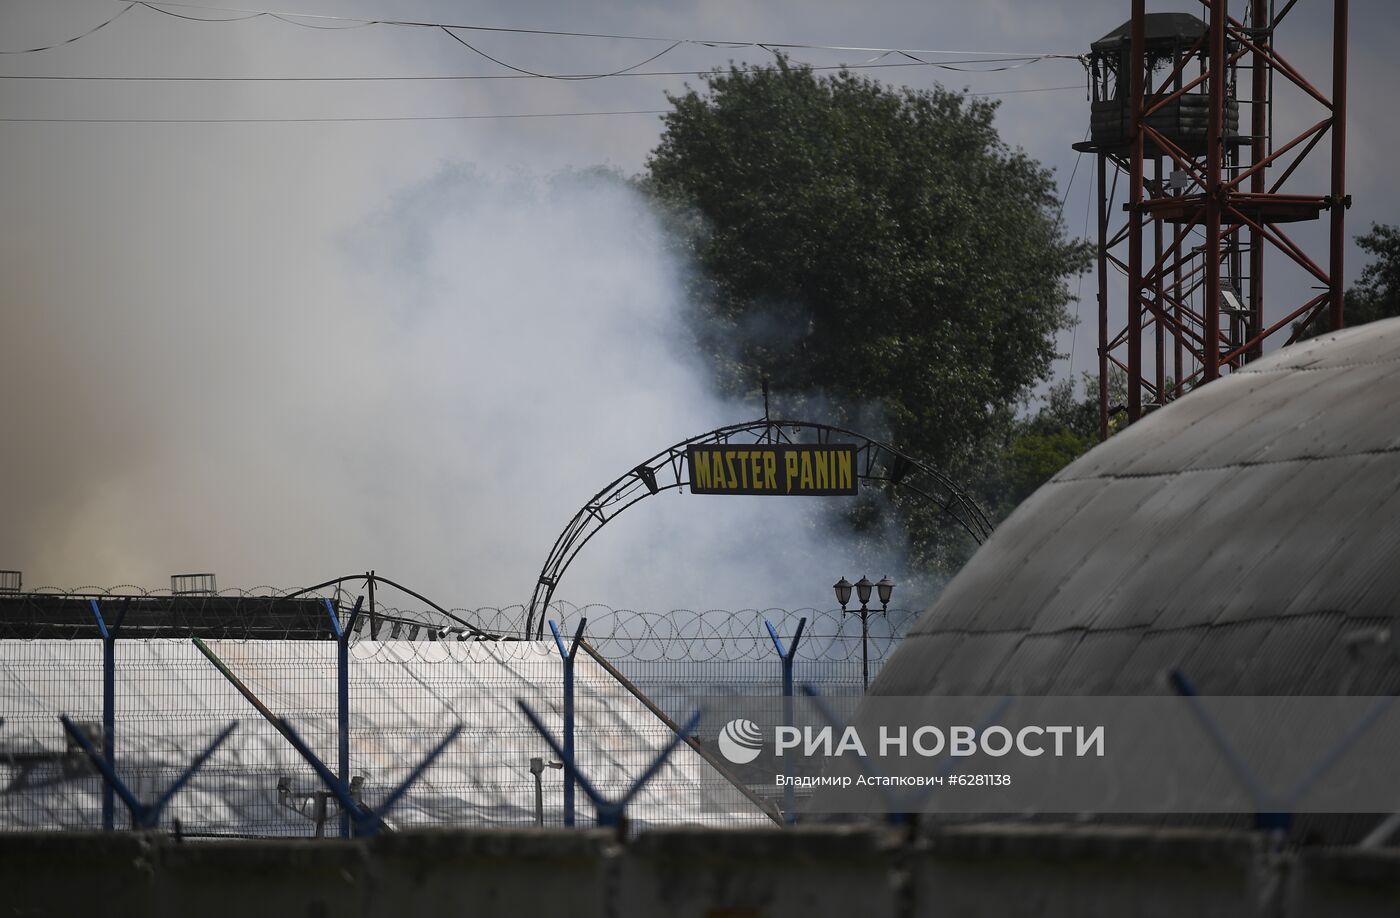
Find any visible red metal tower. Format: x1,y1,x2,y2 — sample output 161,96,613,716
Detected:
1080,1,1348,437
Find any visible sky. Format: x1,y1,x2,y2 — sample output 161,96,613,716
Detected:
1,0,1396,612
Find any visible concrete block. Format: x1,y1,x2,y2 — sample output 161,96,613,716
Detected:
1289,847,1400,918
368,828,616,918
0,832,156,917
153,837,364,918
621,826,900,918
914,824,1257,918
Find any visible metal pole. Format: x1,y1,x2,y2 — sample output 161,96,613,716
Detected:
1173,38,1187,392
103,633,114,830
519,701,700,830
577,639,783,824
60,715,237,831
781,650,794,824
1329,0,1349,331
766,618,805,825
1154,156,1166,402
860,606,870,691
549,619,585,827
1204,0,1226,382
1097,152,1110,440
531,759,545,827
338,628,348,837
367,570,378,640
1127,0,1146,421
323,599,350,838
563,651,574,827
1174,223,1185,396
313,794,328,838
86,600,116,831
1248,0,1268,360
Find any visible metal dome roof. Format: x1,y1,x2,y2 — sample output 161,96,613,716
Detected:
872,317,1400,697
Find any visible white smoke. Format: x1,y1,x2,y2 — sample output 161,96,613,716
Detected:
2,157,911,613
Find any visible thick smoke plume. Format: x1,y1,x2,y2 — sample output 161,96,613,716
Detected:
2,161,908,612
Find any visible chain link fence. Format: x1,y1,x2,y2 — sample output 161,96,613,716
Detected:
0,580,918,835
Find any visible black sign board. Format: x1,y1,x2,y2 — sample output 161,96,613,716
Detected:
686,444,858,496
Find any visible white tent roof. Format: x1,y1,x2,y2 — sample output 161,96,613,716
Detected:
1,638,769,834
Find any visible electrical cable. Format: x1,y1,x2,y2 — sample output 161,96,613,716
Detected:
263,14,373,30
1056,138,1087,227
971,84,1081,96
80,0,1088,79
0,61,1075,82
0,5,1083,122
895,49,1056,73
137,3,263,21
136,1,1083,58
440,26,682,81
0,3,138,54
1,0,1085,95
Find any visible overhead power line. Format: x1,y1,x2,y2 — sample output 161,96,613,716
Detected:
0,61,1071,83
0,3,138,54
141,2,368,26
132,2,1081,56
973,84,1082,96
0,1,1084,85
439,27,684,81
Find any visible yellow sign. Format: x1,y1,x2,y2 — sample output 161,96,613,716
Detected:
687,444,858,496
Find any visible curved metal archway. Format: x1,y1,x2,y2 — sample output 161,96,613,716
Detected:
524,418,993,639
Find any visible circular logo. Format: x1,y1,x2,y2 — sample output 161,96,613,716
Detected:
717,718,764,764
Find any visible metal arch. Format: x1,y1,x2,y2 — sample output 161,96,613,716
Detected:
283,572,501,638
525,418,993,639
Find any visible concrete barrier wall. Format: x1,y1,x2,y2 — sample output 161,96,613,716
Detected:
3,825,1398,918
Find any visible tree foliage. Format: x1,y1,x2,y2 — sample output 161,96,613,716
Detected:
987,370,1127,514
645,61,1090,572
1296,224,1400,340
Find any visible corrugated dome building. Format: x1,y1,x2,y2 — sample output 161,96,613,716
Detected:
872,317,1400,698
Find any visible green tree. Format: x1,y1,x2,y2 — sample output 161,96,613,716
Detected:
989,370,1127,514
1295,224,1400,340
646,60,1089,573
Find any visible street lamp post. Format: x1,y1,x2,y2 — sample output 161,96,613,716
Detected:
529,756,564,826
835,575,895,690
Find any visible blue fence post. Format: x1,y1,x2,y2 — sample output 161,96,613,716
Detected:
61,715,237,830
518,699,701,830
1170,668,1395,837
87,598,128,832
276,716,462,838
765,617,806,825
549,617,587,827
1168,669,1280,827
196,634,434,838
323,597,362,839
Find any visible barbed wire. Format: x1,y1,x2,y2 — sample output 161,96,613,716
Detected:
0,587,343,642
0,585,919,662
18,584,306,597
